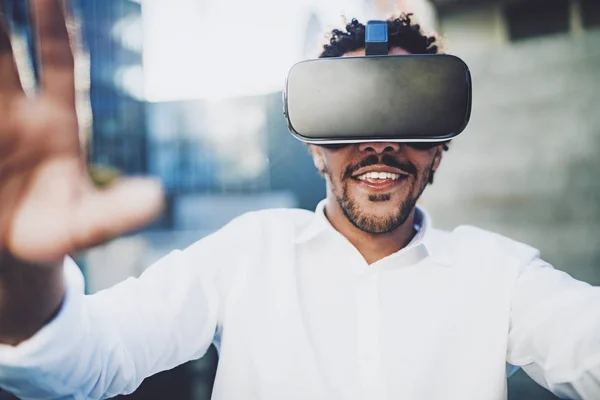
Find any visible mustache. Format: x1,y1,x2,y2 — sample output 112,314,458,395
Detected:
342,154,418,181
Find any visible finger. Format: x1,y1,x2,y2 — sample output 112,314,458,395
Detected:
0,9,23,92
30,0,75,108
73,178,165,249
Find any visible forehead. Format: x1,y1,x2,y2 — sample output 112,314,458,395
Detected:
342,46,411,57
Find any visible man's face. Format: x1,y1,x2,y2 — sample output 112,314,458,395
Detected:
310,46,443,234
311,142,442,234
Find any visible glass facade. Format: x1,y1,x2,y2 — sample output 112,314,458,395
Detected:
79,0,147,176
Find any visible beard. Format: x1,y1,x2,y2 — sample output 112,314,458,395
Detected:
327,155,435,234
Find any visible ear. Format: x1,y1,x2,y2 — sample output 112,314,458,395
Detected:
309,145,326,174
431,145,444,172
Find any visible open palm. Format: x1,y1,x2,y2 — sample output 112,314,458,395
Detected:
0,0,164,264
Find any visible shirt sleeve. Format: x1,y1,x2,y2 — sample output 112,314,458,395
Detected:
0,214,251,399
507,257,600,400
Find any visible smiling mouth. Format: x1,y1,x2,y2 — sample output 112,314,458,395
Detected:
355,171,404,181
351,171,408,191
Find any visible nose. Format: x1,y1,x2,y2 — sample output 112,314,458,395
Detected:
357,142,401,154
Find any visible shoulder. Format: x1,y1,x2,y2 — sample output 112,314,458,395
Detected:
428,225,541,271
248,207,316,223
219,207,316,239
453,225,539,259
184,207,314,264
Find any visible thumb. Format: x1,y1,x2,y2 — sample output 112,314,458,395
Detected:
72,177,165,250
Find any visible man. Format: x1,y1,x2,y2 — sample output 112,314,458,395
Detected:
0,1,598,399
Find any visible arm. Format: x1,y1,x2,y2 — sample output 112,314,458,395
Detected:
0,0,163,346
0,212,250,399
0,0,190,397
0,253,65,346
507,257,600,399
0,253,216,399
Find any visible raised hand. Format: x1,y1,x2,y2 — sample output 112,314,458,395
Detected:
0,0,164,265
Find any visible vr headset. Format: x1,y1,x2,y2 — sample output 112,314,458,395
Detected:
283,20,472,146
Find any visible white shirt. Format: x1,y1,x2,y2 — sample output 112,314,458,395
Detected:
0,200,599,400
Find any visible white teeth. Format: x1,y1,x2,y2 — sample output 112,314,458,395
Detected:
356,172,402,181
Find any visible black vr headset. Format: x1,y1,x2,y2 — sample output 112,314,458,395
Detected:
283,20,472,146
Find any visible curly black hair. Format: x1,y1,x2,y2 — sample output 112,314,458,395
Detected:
319,14,440,58
317,14,449,184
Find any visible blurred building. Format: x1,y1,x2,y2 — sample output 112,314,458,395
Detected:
78,0,148,176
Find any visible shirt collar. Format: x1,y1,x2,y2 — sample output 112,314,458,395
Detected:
295,199,331,244
296,199,434,256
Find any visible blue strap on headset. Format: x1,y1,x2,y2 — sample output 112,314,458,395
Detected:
365,20,388,55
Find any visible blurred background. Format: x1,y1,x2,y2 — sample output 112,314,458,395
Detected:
1,0,599,399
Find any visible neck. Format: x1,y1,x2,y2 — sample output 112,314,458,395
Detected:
324,195,418,265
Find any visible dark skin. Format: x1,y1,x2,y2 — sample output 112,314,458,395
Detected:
309,46,444,265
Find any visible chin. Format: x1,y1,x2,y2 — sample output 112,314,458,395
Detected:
358,200,400,218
